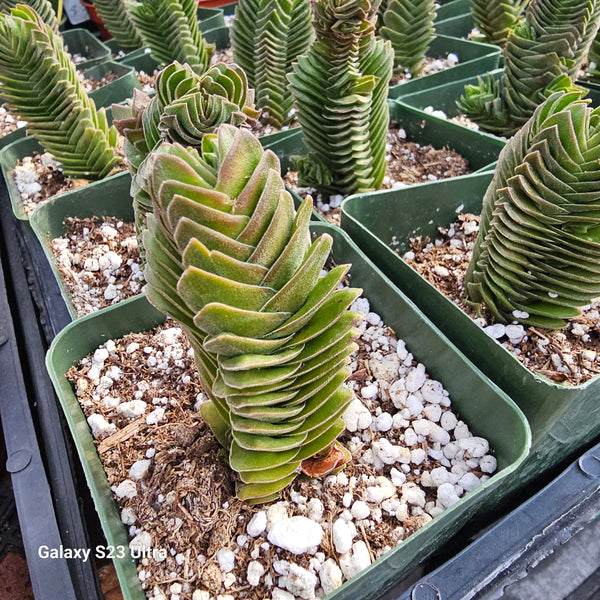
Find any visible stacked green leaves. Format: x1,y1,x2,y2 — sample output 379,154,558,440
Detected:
469,0,528,47
465,91,600,329
288,0,393,195
459,0,600,136
89,0,143,52
124,0,213,74
113,60,259,258
0,0,59,33
378,0,436,76
0,5,121,179
585,27,600,81
230,0,313,127
140,124,362,503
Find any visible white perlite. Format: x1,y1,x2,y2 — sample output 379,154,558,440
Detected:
129,459,151,480
247,511,268,537
247,561,265,586
281,563,318,600
74,295,498,600
216,548,235,573
332,519,353,555
339,541,372,579
267,516,323,554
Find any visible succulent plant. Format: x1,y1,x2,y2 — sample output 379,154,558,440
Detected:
586,27,600,80
230,0,313,127
378,0,437,76
0,5,121,179
87,0,143,52
124,0,214,74
113,60,259,259
458,0,600,136
289,0,394,195
465,90,600,329
469,0,528,47
0,0,59,33
139,123,361,503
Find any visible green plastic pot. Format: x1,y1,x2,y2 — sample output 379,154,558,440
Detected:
120,25,231,86
262,98,504,221
62,29,111,70
0,125,26,151
80,60,141,108
196,6,227,31
0,61,137,151
46,223,530,600
388,35,501,99
28,171,134,319
397,68,503,117
435,0,470,21
435,12,475,39
340,170,600,485
24,130,311,319
0,136,125,221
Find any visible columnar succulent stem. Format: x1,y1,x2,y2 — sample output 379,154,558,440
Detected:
140,124,361,503
0,0,59,33
378,0,437,76
459,0,600,136
89,0,143,51
124,0,214,74
0,5,121,180
230,0,313,127
288,0,394,195
469,0,528,47
113,61,259,260
465,91,600,329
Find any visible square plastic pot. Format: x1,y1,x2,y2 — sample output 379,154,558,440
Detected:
80,60,141,108
196,6,227,31
435,12,476,39
388,35,500,99
340,170,600,487
262,98,504,221
0,121,124,221
24,126,311,321
103,7,225,59
394,439,600,600
46,223,530,600
62,29,111,70
435,0,470,21
0,126,26,151
28,171,134,319
0,59,138,151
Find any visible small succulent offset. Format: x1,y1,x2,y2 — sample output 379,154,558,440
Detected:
0,5,121,179
230,0,314,127
459,0,600,136
469,0,529,47
378,0,437,76
140,123,361,503
124,0,214,74
0,0,59,32
465,91,600,329
113,60,259,257
87,0,143,52
289,0,394,195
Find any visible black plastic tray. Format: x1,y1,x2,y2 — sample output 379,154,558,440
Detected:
0,181,103,599
387,439,600,600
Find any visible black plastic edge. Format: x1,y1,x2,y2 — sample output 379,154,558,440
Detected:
0,207,78,600
0,186,103,600
387,440,600,600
